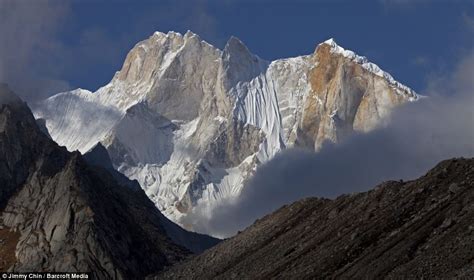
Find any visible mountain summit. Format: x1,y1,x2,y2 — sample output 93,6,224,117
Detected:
34,31,419,235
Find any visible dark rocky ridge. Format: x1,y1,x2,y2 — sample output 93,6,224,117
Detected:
154,158,474,279
0,85,218,278
83,143,220,253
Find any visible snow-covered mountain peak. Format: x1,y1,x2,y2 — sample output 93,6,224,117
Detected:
184,29,198,38
149,30,217,52
223,36,266,63
152,30,184,38
152,31,166,37
224,36,248,52
222,36,268,89
323,37,338,46
35,31,420,235
319,38,418,99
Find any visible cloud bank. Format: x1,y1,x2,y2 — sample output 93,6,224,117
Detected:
184,50,474,238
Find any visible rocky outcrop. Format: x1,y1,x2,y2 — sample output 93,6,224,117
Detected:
154,158,474,279
205,121,263,168
298,41,417,149
34,32,419,235
0,85,218,278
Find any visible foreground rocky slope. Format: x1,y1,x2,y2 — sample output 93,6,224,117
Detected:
82,142,219,253
34,31,419,233
0,84,217,278
154,158,474,279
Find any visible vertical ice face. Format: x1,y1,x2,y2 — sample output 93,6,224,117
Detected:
34,32,419,234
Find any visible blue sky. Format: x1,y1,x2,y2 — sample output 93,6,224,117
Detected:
2,0,473,99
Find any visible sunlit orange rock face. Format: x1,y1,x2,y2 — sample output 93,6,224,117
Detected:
298,42,414,150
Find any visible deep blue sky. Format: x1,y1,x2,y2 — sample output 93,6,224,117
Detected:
5,0,474,98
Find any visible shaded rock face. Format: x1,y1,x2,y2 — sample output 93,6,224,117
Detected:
205,121,263,168
34,32,418,234
35,118,52,139
0,87,218,278
154,158,474,279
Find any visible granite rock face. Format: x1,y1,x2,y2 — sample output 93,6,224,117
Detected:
0,85,218,278
298,43,415,149
154,158,474,279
